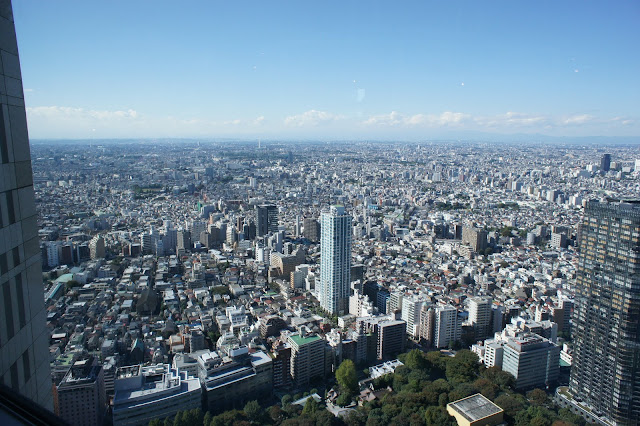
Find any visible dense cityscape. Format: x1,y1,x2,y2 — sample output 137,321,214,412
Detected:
2,1,640,426
25,140,640,426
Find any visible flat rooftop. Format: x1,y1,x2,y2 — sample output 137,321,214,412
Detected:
448,393,503,423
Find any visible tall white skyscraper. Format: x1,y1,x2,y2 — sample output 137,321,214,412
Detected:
319,206,352,315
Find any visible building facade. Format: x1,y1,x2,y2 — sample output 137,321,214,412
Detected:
434,305,461,349
468,297,493,341
319,206,352,315
54,357,106,426
502,333,560,390
0,0,53,410
256,204,278,237
288,334,325,387
569,199,640,424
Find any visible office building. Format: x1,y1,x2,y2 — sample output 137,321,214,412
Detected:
54,357,106,426
0,0,53,410
600,153,611,172
569,199,640,424
256,204,278,237
434,305,461,348
319,205,352,315
502,333,560,390
112,364,201,426
199,349,272,413
288,334,325,387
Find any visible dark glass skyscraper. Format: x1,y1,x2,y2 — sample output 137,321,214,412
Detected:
0,0,53,410
601,153,611,172
570,199,640,424
256,204,278,237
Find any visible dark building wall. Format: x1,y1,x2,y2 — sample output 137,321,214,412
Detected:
0,0,53,411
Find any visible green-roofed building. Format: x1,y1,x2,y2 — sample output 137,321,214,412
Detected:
287,334,325,387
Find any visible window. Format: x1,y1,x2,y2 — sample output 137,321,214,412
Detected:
3,281,14,339
0,108,7,164
16,274,26,329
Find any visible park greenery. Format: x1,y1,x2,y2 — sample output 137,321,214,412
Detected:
149,349,586,426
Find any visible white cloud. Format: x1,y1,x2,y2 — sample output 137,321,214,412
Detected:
27,106,139,121
26,106,268,138
284,110,343,127
561,114,594,125
363,111,470,127
475,112,548,128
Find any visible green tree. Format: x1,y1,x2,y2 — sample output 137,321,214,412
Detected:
404,349,428,371
335,359,358,396
527,388,548,406
268,405,283,423
495,394,525,420
424,406,454,425
302,397,319,415
173,411,184,426
243,400,262,423
336,393,352,407
281,394,293,406
203,411,212,426
148,419,161,426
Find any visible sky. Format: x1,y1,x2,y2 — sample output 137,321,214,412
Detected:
11,1,640,140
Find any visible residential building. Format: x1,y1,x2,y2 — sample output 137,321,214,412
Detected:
288,334,325,387
462,227,488,253
319,206,352,315
89,235,105,259
401,295,426,338
569,199,640,424
468,297,492,340
434,305,461,349
303,217,320,242
418,305,435,347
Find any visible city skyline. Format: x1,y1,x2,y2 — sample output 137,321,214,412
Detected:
11,1,640,140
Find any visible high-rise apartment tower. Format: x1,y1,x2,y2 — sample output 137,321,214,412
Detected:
319,205,352,315
569,199,640,424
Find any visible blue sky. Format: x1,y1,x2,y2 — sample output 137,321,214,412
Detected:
12,1,640,140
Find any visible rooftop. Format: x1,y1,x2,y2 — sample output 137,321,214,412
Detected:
289,334,322,347
447,393,503,423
